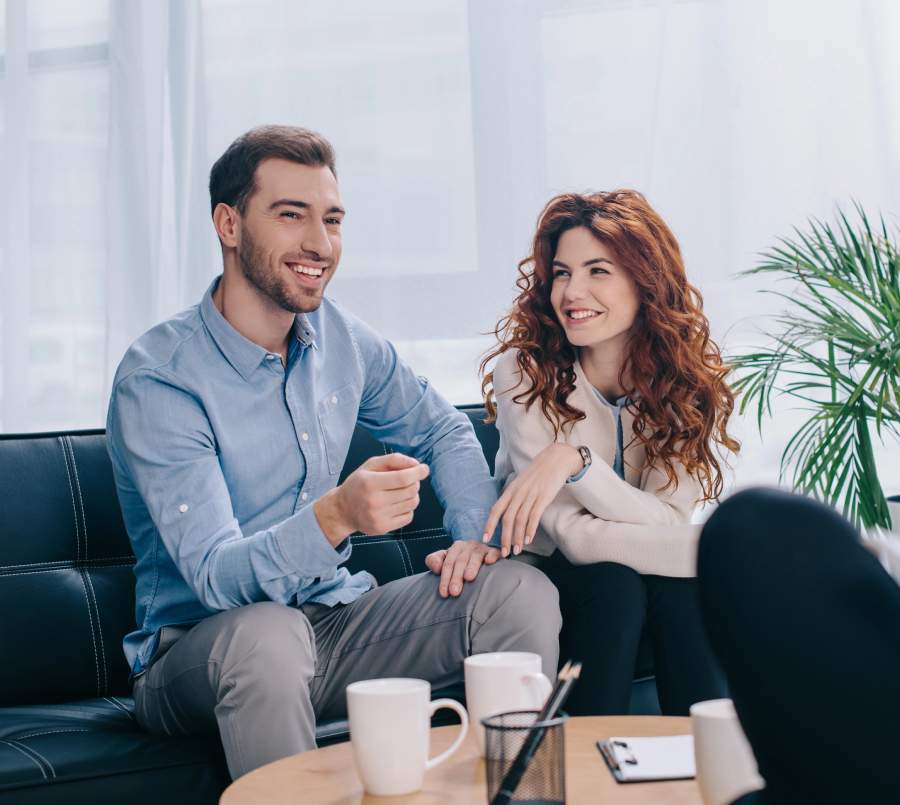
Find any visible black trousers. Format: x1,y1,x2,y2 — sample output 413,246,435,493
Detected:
536,551,727,716
698,487,900,805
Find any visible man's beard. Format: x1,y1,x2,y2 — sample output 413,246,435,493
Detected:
238,228,325,314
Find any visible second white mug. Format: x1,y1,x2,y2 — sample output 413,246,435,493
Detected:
464,651,552,755
691,698,765,805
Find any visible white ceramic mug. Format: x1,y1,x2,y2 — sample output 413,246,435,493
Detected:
346,678,469,796
691,698,765,805
464,652,553,755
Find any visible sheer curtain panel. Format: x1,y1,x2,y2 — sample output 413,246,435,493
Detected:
0,0,898,494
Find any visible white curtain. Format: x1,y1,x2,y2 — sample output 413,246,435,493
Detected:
106,0,210,381
1,0,898,493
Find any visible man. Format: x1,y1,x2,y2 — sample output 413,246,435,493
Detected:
106,125,560,779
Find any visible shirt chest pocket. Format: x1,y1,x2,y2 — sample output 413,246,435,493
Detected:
317,383,359,476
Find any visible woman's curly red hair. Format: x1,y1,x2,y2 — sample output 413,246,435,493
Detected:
481,190,739,503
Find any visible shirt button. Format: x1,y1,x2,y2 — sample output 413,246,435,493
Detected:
266,354,277,361
301,432,309,441
301,492,308,501
178,503,189,513
331,395,338,404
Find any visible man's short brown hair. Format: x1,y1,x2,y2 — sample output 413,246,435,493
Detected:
208,125,337,215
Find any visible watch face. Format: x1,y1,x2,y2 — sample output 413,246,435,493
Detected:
579,446,592,466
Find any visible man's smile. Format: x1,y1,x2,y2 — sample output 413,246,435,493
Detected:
287,261,328,288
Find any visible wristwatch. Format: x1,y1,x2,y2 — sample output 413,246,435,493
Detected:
577,445,592,471
566,445,592,483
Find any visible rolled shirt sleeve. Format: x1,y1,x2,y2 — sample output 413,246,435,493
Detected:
108,370,349,612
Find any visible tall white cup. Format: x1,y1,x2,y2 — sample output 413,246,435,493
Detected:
691,698,765,805
464,652,553,755
346,678,468,796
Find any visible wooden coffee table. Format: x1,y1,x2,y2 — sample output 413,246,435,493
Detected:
220,715,702,804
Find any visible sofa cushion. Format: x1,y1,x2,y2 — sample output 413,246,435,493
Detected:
0,690,468,803
0,407,658,802
0,432,135,707
0,697,229,804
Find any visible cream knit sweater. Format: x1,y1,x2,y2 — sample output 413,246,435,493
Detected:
492,349,703,578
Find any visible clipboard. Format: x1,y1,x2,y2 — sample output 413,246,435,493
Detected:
597,735,696,783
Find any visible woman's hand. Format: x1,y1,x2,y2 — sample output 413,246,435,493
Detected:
482,443,584,557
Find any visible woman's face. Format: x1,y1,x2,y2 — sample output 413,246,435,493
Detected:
549,226,640,354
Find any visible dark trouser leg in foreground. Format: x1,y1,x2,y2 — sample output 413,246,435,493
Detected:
642,573,727,715
133,560,560,779
538,552,725,716
698,487,900,805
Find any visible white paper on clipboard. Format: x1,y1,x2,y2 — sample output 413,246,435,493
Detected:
598,735,696,782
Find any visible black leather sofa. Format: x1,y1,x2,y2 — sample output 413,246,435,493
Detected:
0,406,658,803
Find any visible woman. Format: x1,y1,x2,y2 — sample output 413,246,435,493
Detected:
480,190,740,715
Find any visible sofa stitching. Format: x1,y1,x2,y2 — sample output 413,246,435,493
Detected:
350,533,447,547
394,541,411,576
348,528,448,541
58,436,81,563
14,729,94,739
398,533,449,541
9,740,56,779
67,436,88,558
397,540,414,576
77,570,102,697
84,569,109,694
0,754,233,789
351,531,446,543
354,528,447,540
0,562,135,579
0,739,49,781
0,556,135,571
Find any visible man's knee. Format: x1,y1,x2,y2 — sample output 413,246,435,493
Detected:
211,601,316,685
470,560,561,678
476,560,561,633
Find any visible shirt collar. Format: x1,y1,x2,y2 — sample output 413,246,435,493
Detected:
199,276,317,380
293,313,317,349
591,387,629,409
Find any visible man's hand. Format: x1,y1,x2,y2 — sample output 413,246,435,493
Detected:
481,443,582,558
425,541,501,598
315,453,429,546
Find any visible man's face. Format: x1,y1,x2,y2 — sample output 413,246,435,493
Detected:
236,158,344,314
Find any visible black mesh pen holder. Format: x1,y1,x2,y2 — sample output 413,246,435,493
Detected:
482,709,568,804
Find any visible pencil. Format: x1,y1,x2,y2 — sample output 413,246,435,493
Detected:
490,660,582,805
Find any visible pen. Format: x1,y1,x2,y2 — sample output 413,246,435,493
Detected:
490,660,581,805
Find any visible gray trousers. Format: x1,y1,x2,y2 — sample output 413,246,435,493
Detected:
132,561,560,779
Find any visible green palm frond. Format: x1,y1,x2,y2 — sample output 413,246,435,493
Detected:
729,204,900,529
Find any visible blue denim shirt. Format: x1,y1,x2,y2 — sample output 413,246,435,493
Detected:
107,277,500,678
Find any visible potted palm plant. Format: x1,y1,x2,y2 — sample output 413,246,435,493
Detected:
729,204,900,530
